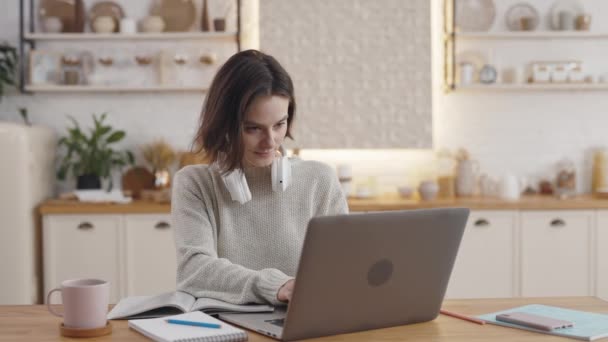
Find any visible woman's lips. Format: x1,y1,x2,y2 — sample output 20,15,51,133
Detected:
254,150,273,158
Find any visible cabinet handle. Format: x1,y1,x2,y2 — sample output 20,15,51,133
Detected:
154,221,171,229
77,222,94,230
550,218,566,227
474,218,490,227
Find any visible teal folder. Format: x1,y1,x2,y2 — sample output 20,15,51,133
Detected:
477,304,608,341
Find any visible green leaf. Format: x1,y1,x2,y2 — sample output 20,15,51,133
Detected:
126,151,135,164
106,131,125,143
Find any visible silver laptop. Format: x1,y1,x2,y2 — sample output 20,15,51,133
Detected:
219,208,469,341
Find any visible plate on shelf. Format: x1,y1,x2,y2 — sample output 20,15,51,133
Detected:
549,0,584,30
505,3,540,31
154,0,196,32
88,1,125,33
455,0,496,32
39,0,85,33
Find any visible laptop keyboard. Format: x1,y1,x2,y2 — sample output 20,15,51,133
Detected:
265,318,285,327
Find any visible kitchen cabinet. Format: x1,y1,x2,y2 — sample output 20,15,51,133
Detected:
43,213,177,304
595,211,608,301
446,211,518,299
41,202,608,302
123,214,176,296
43,215,122,304
520,210,594,297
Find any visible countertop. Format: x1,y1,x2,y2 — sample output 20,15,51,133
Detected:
2,297,607,341
38,194,608,214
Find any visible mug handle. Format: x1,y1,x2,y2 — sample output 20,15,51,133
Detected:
46,288,63,317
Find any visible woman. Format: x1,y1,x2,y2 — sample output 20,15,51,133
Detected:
172,50,348,306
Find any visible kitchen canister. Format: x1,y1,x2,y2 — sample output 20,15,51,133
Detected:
455,159,479,196
459,62,474,86
499,174,521,200
120,18,136,34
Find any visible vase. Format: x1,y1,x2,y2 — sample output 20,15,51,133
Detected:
201,0,211,31
77,174,101,189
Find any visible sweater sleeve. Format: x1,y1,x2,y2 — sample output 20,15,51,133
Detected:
171,167,291,305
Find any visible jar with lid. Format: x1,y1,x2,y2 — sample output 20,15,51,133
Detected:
555,159,576,198
592,149,608,193
436,149,455,199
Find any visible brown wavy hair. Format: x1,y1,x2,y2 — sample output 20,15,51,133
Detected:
192,50,296,173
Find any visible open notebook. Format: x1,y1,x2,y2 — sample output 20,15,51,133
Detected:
129,311,247,342
477,304,608,341
108,291,274,319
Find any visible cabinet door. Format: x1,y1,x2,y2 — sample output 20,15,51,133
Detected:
445,211,517,299
520,210,594,297
123,214,176,296
43,215,122,304
596,211,608,301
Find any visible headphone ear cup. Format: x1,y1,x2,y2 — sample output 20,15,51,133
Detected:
271,156,291,192
222,169,252,204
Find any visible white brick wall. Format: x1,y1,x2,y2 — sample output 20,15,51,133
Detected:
260,0,432,149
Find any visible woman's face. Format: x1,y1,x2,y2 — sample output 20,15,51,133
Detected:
242,95,289,168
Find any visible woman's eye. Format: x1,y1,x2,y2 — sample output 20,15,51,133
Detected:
245,126,259,132
275,122,286,128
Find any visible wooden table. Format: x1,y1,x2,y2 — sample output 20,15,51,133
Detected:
2,297,607,341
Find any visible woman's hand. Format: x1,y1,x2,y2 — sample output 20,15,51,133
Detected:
277,279,295,302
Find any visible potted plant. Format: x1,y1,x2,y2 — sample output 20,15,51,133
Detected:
57,113,134,190
0,42,17,102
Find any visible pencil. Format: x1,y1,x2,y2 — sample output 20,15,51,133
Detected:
440,309,486,325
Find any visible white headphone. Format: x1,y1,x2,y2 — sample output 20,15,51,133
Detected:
220,146,292,204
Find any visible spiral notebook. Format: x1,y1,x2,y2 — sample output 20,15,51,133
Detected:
129,311,248,342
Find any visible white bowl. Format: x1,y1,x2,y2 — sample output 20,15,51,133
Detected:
397,186,413,199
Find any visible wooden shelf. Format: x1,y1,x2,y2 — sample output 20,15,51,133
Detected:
25,85,208,93
455,83,608,91
453,31,608,40
24,32,237,41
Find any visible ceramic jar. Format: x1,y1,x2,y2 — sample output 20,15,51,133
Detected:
141,16,165,33
42,16,63,33
418,180,439,201
93,16,115,33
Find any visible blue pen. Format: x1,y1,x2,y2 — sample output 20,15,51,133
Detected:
166,319,221,329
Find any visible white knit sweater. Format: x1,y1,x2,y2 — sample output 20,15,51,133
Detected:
171,158,349,305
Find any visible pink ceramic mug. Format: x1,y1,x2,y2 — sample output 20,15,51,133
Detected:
46,278,109,329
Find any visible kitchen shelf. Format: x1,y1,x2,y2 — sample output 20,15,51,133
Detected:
24,85,208,93
24,32,238,41
442,0,608,92
456,83,608,91
17,0,242,93
453,31,608,40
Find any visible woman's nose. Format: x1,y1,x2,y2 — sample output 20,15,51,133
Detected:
261,130,275,147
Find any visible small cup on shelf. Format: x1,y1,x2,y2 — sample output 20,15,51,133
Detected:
213,18,226,32
119,18,136,34
519,17,535,31
575,14,591,31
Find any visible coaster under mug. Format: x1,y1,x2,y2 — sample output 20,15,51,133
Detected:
60,321,112,338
